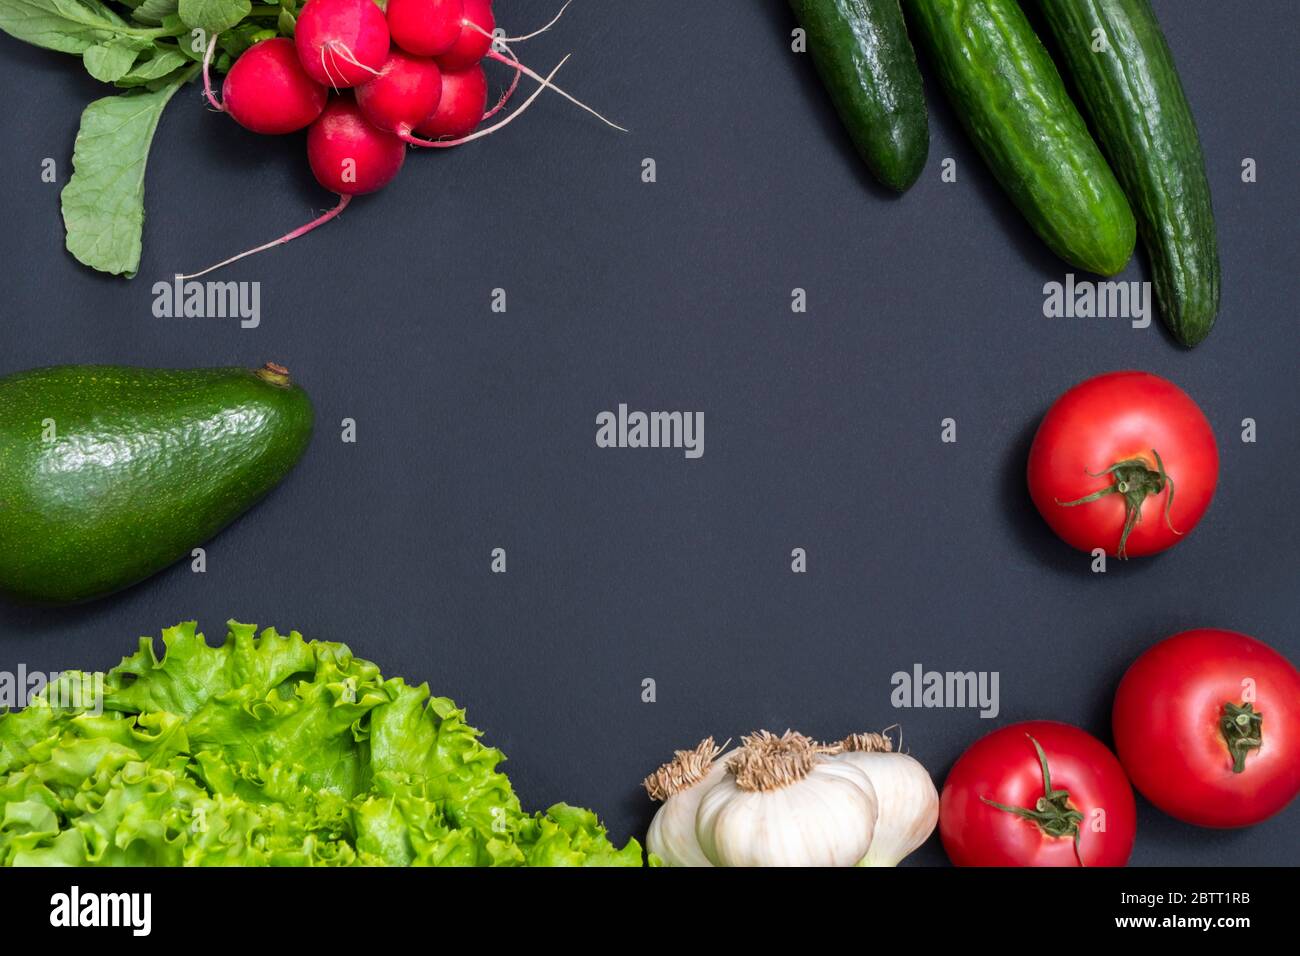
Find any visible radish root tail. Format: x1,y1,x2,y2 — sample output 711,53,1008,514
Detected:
176,194,352,280
461,24,627,132
494,0,572,43
329,41,384,79
485,44,626,130
321,44,342,91
482,43,522,121
402,56,568,148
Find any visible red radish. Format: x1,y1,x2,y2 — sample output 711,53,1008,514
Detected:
220,38,327,134
180,1,624,280
294,0,390,89
176,96,404,279
387,0,465,58
413,62,487,139
356,50,443,138
308,97,407,194
436,0,494,71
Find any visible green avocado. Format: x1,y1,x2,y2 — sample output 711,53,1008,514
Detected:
0,363,313,605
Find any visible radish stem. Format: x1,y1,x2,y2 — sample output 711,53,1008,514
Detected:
202,33,223,111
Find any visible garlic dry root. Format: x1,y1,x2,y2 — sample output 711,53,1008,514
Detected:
643,737,732,867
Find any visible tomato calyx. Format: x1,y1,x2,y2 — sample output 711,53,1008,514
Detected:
1054,448,1182,559
1219,702,1263,774
981,734,1086,866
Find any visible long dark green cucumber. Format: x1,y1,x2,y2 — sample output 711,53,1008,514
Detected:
904,0,1135,275
790,0,930,192
1037,0,1220,346
0,364,313,605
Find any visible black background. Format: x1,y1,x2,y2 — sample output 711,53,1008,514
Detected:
0,0,1296,866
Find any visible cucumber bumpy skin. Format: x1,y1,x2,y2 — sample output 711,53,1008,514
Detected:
904,0,1136,275
790,0,930,192
0,364,313,605
1037,0,1220,347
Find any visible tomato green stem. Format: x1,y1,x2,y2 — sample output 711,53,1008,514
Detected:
1220,702,1263,774
981,734,1085,866
1054,448,1181,558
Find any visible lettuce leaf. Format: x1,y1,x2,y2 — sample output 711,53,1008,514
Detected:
0,622,642,867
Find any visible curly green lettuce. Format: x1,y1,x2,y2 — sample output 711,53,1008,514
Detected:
0,621,643,867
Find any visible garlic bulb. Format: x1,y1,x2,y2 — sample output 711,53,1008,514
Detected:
643,738,734,867
833,731,938,867
695,731,877,867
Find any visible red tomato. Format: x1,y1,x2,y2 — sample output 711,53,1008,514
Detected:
940,721,1136,866
1113,629,1300,827
1027,371,1218,558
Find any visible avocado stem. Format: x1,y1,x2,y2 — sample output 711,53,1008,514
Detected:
255,363,292,388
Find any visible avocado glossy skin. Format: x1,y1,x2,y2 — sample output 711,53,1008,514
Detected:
0,365,313,605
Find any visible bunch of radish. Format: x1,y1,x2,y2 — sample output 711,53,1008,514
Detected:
185,0,617,277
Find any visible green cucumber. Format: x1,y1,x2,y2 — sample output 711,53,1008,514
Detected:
0,363,313,605
1037,0,1220,346
904,0,1135,275
790,0,930,192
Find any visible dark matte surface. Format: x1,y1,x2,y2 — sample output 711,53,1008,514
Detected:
0,0,1296,865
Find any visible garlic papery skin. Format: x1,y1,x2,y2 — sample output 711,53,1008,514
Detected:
835,732,939,867
644,738,734,867
694,731,878,867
